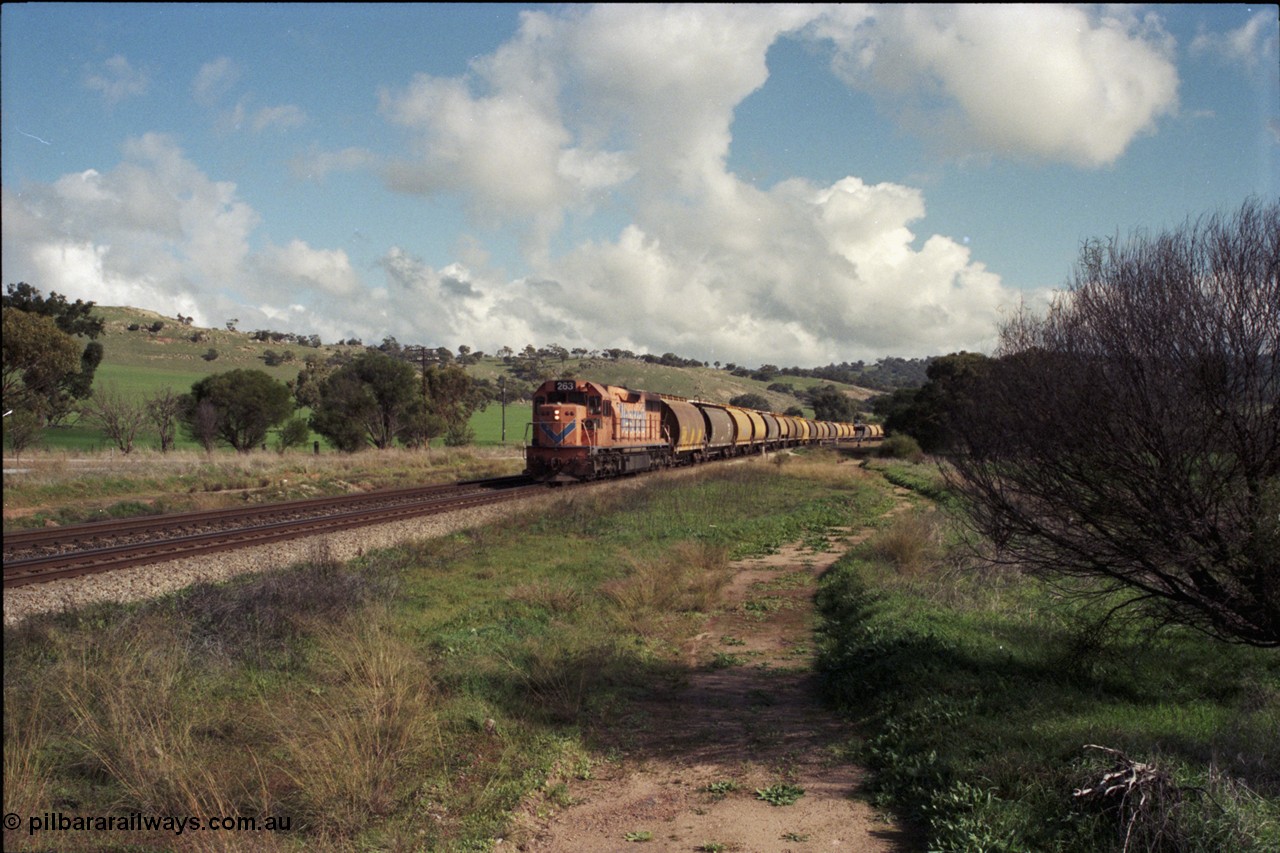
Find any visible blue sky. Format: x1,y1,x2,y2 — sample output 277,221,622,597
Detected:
3,4,1277,366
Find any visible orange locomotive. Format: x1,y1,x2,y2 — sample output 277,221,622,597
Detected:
524,378,875,482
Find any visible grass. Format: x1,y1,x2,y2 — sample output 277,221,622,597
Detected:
2,445,525,530
815,468,1280,852
7,450,1273,851
3,457,880,851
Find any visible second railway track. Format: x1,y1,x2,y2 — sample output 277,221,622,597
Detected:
3,476,543,589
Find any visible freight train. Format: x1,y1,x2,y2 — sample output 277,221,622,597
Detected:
524,378,883,482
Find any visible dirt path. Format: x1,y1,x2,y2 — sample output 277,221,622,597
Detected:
518,504,917,852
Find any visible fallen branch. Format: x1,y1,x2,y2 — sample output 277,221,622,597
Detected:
1073,744,1184,853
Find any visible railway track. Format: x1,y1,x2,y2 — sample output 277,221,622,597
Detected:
2,476,543,589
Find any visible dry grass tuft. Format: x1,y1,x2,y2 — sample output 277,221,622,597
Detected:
775,449,864,486
3,678,54,826
602,540,734,616
509,633,626,723
508,580,584,614
868,508,945,575
270,608,440,835
55,617,256,817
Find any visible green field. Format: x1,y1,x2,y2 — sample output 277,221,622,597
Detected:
12,305,876,454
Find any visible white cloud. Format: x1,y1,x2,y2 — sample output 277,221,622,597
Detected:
193,57,240,106
0,135,357,338
381,74,573,216
249,104,307,132
327,4,1162,362
14,5,1160,364
290,147,377,182
1191,11,1280,71
221,99,307,134
84,55,149,105
258,240,361,298
823,5,1179,167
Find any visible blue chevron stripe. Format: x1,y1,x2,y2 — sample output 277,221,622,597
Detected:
539,420,577,445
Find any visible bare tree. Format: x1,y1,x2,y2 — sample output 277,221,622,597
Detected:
79,383,147,454
3,409,44,458
187,399,220,453
947,198,1279,647
146,387,183,453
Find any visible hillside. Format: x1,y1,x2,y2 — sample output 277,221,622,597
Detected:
30,305,885,450
92,307,881,405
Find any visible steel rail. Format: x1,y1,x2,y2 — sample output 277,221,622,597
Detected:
2,476,531,552
3,481,544,589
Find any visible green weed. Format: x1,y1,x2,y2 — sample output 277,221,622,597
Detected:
815,543,1280,853
756,783,805,806
701,780,740,800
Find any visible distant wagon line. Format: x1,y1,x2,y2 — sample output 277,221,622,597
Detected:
524,378,882,482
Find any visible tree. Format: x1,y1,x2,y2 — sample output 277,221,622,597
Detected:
146,387,184,452
79,383,147,454
274,416,312,454
397,407,447,450
290,353,340,409
422,363,484,446
3,282,104,339
3,285,106,420
182,369,294,452
310,350,420,451
187,400,220,452
4,408,45,456
883,352,991,452
946,199,1279,647
2,309,81,415
729,393,770,410
63,340,104,401
809,384,859,422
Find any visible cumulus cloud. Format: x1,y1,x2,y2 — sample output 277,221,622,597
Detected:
333,4,1167,361
0,135,354,338
823,5,1179,167
257,240,361,299
11,5,1176,364
84,55,149,105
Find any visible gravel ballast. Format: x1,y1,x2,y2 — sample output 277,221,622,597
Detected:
3,501,522,626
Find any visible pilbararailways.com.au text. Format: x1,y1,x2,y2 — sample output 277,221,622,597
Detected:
8,811,292,837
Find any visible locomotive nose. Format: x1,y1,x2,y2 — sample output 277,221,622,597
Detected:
536,404,582,446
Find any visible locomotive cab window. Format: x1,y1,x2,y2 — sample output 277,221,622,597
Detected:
546,390,587,405
588,396,601,415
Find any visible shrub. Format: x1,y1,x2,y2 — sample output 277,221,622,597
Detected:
880,433,924,463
